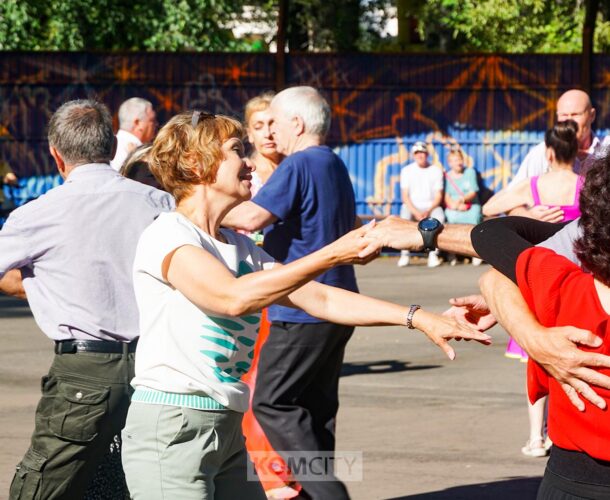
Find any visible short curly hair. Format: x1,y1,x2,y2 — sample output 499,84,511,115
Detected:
574,151,610,286
149,112,243,202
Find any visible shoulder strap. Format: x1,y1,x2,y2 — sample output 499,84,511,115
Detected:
573,175,585,205
530,176,541,205
444,171,465,198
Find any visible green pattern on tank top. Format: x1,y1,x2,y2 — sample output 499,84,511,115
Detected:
199,260,259,383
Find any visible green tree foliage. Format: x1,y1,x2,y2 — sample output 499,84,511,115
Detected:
0,0,256,51
0,0,394,52
2,0,609,53
417,0,610,53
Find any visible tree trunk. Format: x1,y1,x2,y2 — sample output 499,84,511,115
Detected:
276,0,287,91
287,1,309,51
397,0,411,49
581,0,599,94
334,0,360,52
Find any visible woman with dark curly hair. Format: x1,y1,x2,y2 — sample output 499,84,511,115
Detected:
473,151,610,499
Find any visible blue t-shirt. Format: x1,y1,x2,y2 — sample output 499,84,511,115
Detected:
253,145,358,323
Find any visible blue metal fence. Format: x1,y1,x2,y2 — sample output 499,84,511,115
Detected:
1,52,609,214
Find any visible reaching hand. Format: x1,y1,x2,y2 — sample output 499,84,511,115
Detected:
529,326,610,411
331,220,381,265
413,308,492,361
359,216,424,258
443,294,497,332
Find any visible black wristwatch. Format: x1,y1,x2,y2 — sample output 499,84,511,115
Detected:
418,217,443,251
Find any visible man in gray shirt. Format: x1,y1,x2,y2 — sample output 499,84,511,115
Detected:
0,99,173,499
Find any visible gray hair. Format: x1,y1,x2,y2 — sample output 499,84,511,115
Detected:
118,97,153,131
48,99,114,166
272,86,331,137
120,144,152,177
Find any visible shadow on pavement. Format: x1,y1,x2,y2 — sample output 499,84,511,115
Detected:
388,476,542,499
341,360,440,377
0,295,31,318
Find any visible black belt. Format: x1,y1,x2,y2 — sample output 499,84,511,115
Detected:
54,339,138,354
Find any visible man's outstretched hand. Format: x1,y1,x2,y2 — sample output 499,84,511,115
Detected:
359,216,424,258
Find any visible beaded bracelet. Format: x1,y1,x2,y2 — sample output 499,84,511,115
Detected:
406,304,421,329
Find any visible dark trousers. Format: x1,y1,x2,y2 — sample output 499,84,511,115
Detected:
537,468,610,500
252,321,354,500
537,447,610,500
9,348,134,500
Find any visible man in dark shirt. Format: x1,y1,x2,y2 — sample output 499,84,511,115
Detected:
224,86,357,499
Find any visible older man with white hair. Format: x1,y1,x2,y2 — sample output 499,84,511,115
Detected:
110,97,157,171
224,86,357,499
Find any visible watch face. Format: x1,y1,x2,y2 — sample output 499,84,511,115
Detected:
419,217,441,231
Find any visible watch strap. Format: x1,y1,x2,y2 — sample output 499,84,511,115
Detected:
421,230,436,251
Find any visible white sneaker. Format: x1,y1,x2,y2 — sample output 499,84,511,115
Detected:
521,438,548,458
397,253,410,267
265,485,300,499
472,257,483,266
427,251,441,268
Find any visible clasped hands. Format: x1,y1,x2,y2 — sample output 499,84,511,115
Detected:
330,217,424,265
350,216,423,260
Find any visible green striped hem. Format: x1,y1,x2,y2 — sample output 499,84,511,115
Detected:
132,388,226,410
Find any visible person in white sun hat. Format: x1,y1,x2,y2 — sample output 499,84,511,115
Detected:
397,141,445,268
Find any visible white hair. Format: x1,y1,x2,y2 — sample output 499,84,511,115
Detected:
272,86,331,137
118,97,153,131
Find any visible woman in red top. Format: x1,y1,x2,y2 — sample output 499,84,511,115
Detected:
473,153,610,499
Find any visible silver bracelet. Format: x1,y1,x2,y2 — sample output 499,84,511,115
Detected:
406,304,421,329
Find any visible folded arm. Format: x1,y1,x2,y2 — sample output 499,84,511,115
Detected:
0,213,32,300
482,180,529,217
402,186,423,221
0,269,26,299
